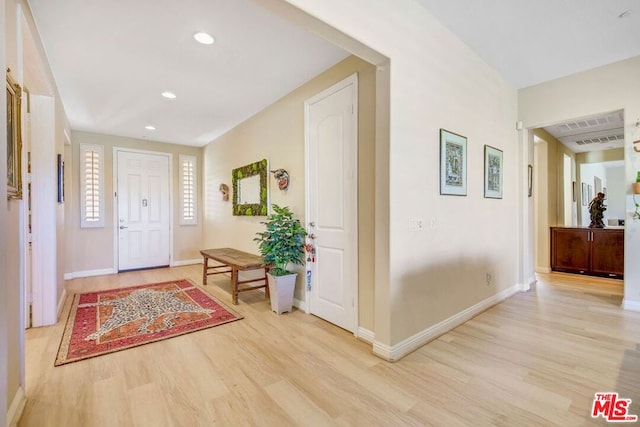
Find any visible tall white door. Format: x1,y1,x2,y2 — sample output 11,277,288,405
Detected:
117,151,170,271
305,74,358,333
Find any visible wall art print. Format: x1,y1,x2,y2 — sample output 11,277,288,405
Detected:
484,145,503,199
6,69,22,200
439,129,467,196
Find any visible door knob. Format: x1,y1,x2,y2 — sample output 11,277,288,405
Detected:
308,233,316,239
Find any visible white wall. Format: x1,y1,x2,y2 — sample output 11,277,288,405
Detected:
279,0,520,350
1,0,9,423
519,55,640,309
606,165,625,223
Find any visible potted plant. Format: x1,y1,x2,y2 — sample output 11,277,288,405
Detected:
254,204,307,314
633,171,640,194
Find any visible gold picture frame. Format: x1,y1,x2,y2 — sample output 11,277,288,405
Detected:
6,68,23,200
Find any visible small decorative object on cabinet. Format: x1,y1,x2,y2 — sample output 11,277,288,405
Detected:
254,205,307,314
550,227,623,278
632,171,640,194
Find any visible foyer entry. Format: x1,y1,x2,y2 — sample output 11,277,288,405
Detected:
115,150,171,271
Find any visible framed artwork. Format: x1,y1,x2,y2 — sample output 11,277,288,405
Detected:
6,69,23,200
484,145,503,199
581,183,588,206
232,159,269,216
527,165,533,197
439,129,467,196
57,154,65,203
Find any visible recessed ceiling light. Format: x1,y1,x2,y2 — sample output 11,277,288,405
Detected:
618,10,632,18
161,91,176,99
194,32,215,45
145,125,156,130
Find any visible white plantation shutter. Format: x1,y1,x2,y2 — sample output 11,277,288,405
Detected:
179,154,197,225
80,144,105,228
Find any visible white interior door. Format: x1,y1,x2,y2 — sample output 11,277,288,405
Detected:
117,151,170,271
305,74,358,333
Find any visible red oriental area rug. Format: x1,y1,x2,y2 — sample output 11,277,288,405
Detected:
55,279,242,366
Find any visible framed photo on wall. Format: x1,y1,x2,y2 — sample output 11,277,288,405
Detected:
439,129,467,196
6,69,23,200
484,145,503,199
57,154,65,203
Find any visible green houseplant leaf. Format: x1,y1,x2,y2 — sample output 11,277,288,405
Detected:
254,205,307,276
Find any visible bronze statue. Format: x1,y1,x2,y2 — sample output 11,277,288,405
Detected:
588,192,606,228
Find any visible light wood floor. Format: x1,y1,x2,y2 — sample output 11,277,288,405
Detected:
19,266,640,426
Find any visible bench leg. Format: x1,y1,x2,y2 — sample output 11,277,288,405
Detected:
202,256,208,286
264,267,270,299
231,268,238,305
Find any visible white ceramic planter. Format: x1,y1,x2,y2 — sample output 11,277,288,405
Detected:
267,272,297,314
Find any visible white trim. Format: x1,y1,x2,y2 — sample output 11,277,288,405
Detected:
293,297,306,312
304,73,359,333
7,386,26,427
373,284,521,361
170,258,203,267
535,266,551,274
622,299,640,312
64,268,115,280
56,289,67,319
79,143,105,228
112,147,173,272
356,327,375,344
178,154,198,225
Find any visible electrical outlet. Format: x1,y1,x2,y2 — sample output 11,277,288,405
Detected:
416,219,424,230
486,273,492,285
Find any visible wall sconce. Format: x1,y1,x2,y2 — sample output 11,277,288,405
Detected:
271,169,290,191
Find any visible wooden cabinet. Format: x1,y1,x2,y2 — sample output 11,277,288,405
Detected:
551,227,624,278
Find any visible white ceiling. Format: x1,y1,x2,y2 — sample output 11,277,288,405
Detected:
542,110,625,153
415,0,640,89
27,1,640,148
27,0,350,147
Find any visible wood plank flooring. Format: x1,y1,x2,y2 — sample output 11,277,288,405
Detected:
19,267,640,426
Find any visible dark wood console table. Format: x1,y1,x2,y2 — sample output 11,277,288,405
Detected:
550,227,624,278
200,248,270,304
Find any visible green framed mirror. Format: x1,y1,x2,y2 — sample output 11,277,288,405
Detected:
232,159,269,216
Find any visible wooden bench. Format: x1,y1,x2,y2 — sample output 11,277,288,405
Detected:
200,248,270,305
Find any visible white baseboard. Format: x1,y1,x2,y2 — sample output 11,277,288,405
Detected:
57,289,67,319
293,297,306,312
622,299,640,312
373,284,521,362
171,258,203,267
7,386,26,427
535,266,551,274
64,268,115,280
356,327,375,344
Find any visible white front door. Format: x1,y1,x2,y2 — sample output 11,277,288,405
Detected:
117,151,171,271
305,74,358,333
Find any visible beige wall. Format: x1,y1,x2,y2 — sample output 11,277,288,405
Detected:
68,131,204,274
1,0,7,418
279,0,520,347
5,0,73,413
202,55,377,328
532,128,577,271
519,55,640,307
